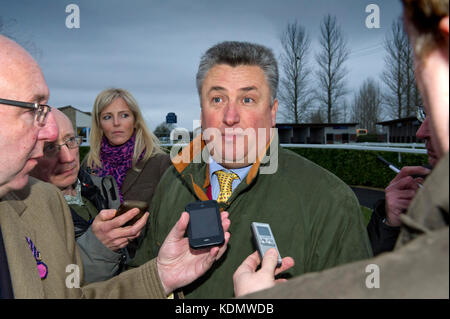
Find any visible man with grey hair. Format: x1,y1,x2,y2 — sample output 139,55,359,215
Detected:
129,41,372,298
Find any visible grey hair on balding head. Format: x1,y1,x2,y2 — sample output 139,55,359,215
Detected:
196,41,279,106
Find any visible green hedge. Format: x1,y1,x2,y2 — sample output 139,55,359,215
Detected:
80,145,428,189
79,146,90,164
286,147,428,189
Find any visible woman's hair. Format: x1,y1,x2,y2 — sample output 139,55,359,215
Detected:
402,0,449,58
86,88,164,171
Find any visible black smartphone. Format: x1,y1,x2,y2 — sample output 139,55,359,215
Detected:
115,200,149,227
185,200,224,249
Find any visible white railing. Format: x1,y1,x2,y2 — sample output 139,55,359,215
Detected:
350,142,425,149
281,143,427,154
161,143,427,154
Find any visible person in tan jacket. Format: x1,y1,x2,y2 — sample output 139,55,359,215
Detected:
233,0,449,298
0,34,230,299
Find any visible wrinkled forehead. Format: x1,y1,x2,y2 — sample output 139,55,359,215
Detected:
53,111,75,141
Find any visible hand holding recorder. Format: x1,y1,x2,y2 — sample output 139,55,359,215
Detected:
232,222,294,297
233,248,295,297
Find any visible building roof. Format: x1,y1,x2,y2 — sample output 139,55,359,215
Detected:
276,122,359,128
58,105,91,116
377,117,418,126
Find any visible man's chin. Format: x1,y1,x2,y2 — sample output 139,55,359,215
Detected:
214,154,250,168
428,155,439,168
7,174,31,192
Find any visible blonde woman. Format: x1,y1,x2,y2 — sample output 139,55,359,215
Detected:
86,88,171,205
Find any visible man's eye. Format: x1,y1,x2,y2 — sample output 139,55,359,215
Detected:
212,97,222,104
243,97,254,104
44,143,57,153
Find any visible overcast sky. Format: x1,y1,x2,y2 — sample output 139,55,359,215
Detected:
0,0,403,130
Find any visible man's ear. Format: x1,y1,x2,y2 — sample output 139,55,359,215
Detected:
271,99,278,127
439,16,449,36
439,16,449,58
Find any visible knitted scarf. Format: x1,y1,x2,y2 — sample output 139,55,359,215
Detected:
98,133,136,202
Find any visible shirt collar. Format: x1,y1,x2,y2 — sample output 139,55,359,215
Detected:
208,157,251,182
63,179,84,206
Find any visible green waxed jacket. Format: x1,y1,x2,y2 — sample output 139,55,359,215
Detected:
129,137,373,298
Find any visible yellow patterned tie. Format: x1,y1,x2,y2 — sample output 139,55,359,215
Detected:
215,170,239,203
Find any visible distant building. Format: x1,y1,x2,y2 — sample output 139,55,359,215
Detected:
58,106,92,145
377,117,422,143
276,123,358,144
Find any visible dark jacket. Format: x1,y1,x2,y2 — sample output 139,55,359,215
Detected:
367,199,401,255
129,137,372,298
121,152,172,205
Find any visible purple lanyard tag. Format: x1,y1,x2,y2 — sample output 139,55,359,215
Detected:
25,237,48,280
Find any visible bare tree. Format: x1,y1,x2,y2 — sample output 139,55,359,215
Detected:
315,15,349,123
404,40,423,112
309,108,325,123
341,98,351,123
382,19,421,119
278,21,313,123
351,78,383,133
153,122,171,139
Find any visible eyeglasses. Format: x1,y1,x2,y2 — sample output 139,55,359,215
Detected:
0,98,52,126
43,136,81,157
416,105,426,123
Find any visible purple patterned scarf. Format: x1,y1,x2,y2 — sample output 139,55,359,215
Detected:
98,133,137,202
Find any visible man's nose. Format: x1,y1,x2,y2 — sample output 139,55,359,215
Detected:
38,111,58,142
223,103,240,126
416,117,430,140
58,144,76,163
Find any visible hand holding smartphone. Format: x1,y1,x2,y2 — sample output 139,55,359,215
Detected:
115,200,149,227
186,200,225,249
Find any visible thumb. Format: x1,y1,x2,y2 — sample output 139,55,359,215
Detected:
167,212,189,242
260,248,279,275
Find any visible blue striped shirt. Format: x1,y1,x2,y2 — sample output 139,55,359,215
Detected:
209,158,251,201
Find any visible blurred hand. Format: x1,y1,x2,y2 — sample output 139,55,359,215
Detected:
156,211,231,295
91,208,149,251
233,248,295,297
385,166,430,227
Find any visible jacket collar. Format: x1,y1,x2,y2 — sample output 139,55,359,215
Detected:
171,132,277,201
1,186,28,217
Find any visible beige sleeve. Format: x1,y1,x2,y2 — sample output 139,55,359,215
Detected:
80,258,167,299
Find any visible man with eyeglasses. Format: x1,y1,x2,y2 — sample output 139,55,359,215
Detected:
366,106,435,255
0,34,230,299
30,109,147,283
